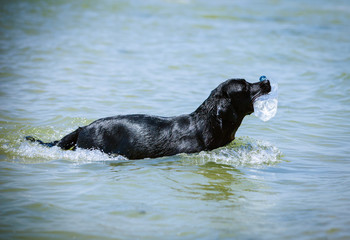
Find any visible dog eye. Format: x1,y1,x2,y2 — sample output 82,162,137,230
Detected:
242,85,248,92
245,84,251,92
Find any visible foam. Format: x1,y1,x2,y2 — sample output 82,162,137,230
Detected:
181,137,282,168
11,141,126,164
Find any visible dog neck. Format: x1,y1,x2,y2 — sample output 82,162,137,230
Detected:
192,97,247,150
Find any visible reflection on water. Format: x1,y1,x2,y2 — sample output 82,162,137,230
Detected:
192,162,245,201
105,159,272,239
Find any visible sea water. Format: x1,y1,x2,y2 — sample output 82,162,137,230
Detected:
1,0,350,239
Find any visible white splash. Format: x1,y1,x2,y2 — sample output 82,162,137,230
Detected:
182,137,282,168
10,141,126,164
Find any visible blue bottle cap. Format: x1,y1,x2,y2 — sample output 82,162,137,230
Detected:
259,76,267,82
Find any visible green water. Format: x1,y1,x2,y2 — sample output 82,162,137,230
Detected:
1,0,350,239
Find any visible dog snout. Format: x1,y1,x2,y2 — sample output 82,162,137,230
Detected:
260,80,271,93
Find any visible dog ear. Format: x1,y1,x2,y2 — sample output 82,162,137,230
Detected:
220,85,230,99
216,98,230,128
216,104,224,129
216,98,238,129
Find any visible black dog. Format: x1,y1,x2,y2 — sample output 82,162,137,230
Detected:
26,78,271,159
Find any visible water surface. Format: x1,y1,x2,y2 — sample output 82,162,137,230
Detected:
1,0,350,239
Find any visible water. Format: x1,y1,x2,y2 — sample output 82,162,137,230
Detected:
1,0,350,239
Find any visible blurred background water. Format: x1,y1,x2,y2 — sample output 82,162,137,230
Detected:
1,0,350,239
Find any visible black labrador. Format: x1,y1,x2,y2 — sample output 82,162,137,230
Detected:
27,78,271,159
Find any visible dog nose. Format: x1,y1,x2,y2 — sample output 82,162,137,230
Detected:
260,80,271,93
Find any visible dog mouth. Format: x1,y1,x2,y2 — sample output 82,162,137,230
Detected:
251,80,271,103
251,90,269,102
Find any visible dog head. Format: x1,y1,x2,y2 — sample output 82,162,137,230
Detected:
195,78,272,146
216,78,271,115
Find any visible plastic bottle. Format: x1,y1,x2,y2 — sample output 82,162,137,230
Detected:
253,76,278,122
